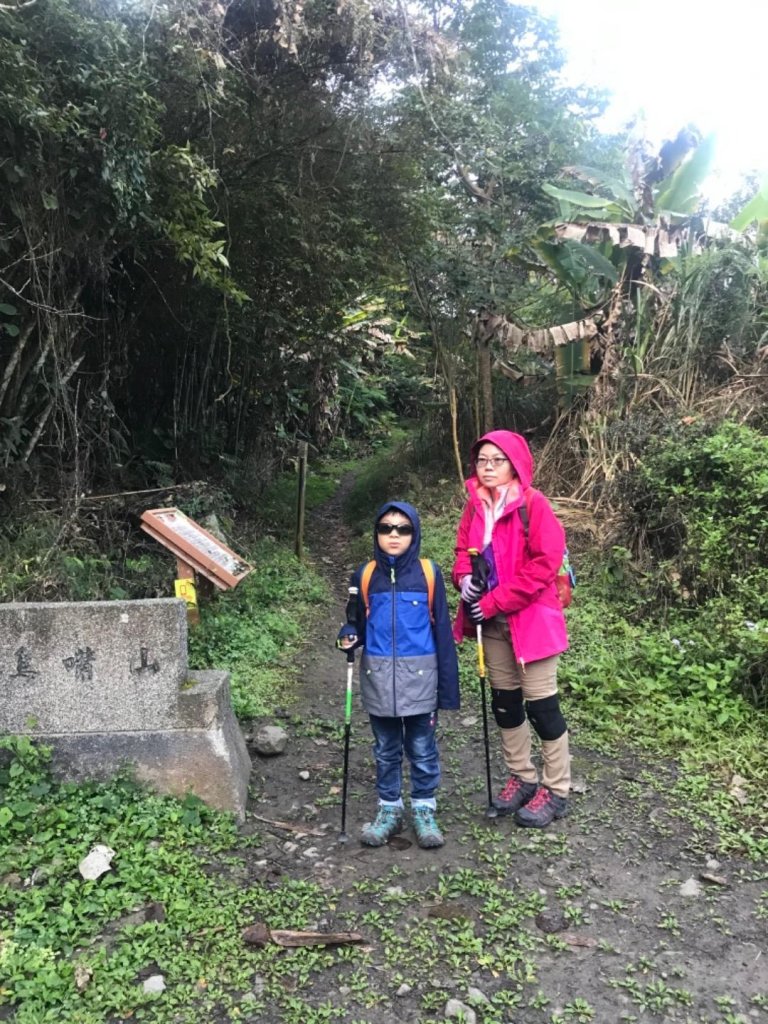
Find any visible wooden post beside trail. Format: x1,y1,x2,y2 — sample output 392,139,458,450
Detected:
175,557,200,627
295,441,308,561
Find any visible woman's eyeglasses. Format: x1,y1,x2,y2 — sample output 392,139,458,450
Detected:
475,456,509,468
376,522,414,536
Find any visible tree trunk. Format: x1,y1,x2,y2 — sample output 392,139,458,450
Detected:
448,383,464,488
476,334,494,433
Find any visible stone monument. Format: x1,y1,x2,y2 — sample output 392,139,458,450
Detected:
0,598,251,820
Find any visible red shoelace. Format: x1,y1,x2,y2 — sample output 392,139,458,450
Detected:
524,787,551,812
499,776,525,800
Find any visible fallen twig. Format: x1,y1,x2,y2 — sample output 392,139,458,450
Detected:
250,814,325,837
242,922,364,948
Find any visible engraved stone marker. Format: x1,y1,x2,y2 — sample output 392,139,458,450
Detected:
0,599,251,819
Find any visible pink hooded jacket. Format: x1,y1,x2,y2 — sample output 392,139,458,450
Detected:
452,430,568,666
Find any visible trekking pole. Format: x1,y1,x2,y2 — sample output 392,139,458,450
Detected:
338,648,355,843
468,548,497,819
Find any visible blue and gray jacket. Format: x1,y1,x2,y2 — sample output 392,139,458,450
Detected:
338,501,460,717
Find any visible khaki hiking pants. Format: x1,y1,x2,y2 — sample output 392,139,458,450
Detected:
481,616,571,798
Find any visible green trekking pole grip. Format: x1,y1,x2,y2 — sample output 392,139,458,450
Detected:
344,658,354,721
468,547,497,819
339,649,355,843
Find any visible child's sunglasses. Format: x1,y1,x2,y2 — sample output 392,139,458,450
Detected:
376,522,414,536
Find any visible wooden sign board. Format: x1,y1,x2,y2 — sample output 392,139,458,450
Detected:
140,508,253,591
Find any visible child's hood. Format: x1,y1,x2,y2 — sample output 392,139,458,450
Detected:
470,430,534,490
373,500,421,571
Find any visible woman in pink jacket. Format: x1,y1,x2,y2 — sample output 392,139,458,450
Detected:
453,430,570,828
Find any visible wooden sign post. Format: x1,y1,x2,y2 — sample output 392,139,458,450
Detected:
140,508,253,624
295,441,308,561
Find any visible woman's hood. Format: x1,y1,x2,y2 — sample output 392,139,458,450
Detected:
470,430,534,490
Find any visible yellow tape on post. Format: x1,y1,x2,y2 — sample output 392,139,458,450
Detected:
175,578,199,628
175,577,198,607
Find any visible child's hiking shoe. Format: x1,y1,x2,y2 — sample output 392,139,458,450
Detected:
514,786,568,828
493,775,537,816
360,805,405,847
412,806,445,848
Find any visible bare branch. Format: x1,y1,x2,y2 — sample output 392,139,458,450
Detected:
22,355,84,463
0,274,95,318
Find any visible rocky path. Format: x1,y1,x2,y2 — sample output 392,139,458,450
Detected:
240,479,768,1024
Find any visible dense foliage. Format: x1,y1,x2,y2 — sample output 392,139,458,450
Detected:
0,0,417,489
0,0,609,497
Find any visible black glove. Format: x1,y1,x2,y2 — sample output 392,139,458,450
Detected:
467,601,486,624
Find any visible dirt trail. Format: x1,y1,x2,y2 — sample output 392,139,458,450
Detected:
242,479,768,1024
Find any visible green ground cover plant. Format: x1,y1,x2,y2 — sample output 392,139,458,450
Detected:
0,516,169,604
0,738,361,1024
256,464,340,542
0,737,248,1023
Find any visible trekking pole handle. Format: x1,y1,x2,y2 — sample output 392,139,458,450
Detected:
468,547,489,591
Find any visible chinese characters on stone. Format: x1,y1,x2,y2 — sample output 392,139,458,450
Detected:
11,646,39,678
63,647,95,683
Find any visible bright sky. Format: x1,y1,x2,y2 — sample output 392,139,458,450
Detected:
528,0,766,203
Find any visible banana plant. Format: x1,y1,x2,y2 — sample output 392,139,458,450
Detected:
497,131,727,407
730,175,768,279
536,130,722,303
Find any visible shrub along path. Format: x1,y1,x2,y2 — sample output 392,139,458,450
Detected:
238,481,768,1024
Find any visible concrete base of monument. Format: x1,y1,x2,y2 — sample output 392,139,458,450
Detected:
38,671,252,821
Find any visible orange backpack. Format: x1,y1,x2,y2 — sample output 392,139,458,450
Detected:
360,558,436,622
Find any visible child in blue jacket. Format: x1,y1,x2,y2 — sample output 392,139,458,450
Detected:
337,501,460,848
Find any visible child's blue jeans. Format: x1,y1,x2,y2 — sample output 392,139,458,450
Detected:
369,711,440,806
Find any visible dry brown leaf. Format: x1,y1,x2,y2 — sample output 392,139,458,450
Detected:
74,964,93,992
241,922,271,947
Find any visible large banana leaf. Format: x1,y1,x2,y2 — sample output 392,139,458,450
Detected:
729,176,768,232
542,183,618,209
653,134,716,217
532,238,618,306
542,183,628,223
560,166,637,211
495,315,601,358
536,237,618,286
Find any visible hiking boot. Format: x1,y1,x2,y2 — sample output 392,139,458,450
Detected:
514,786,568,828
360,805,405,847
412,806,445,848
493,775,538,816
